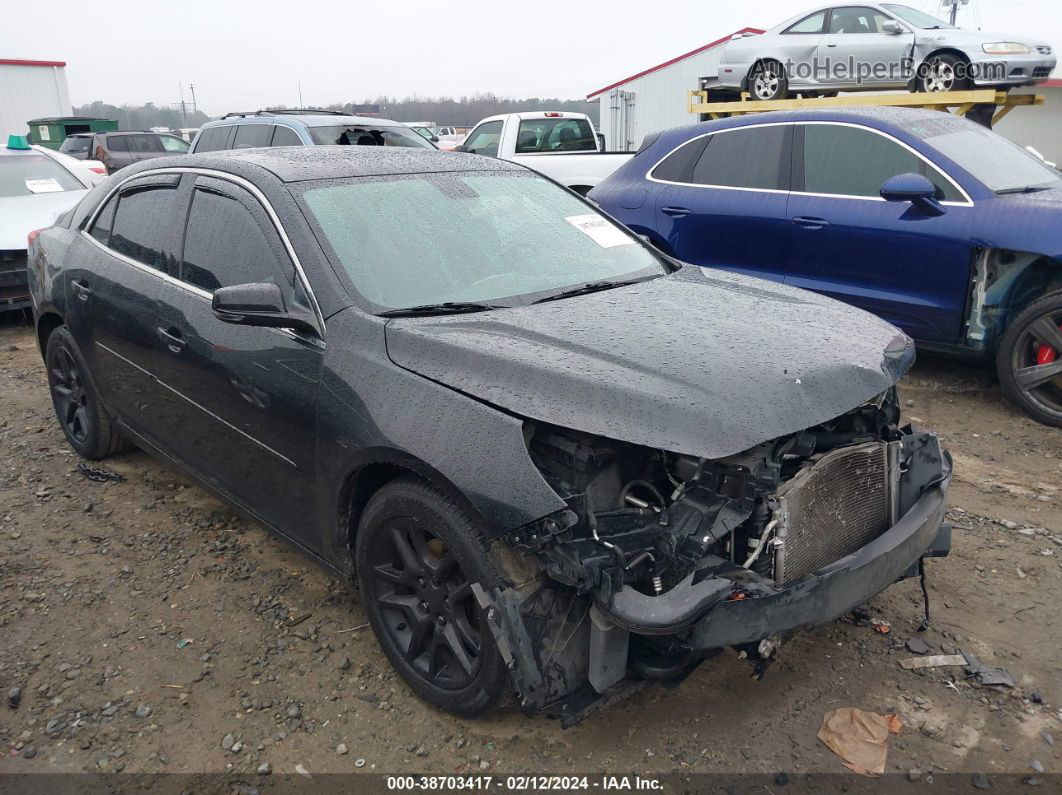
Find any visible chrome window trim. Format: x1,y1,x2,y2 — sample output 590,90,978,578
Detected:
96,341,298,468
84,166,328,344
645,120,974,207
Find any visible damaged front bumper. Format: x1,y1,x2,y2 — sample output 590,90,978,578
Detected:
476,430,952,725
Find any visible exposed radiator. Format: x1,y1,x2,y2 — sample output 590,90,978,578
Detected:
772,441,896,584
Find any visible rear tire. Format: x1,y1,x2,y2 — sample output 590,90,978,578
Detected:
45,326,132,459
996,292,1062,427
355,476,511,717
748,60,789,101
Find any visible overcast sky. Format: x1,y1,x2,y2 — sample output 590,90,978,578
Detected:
3,0,1056,116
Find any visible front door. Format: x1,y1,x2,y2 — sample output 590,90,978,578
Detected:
651,123,792,282
152,175,324,545
784,122,975,343
817,6,913,87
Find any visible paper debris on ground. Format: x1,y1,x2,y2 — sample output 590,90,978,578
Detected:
900,654,968,670
817,707,903,776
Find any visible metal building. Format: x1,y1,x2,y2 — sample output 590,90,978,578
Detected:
0,58,72,142
588,31,1062,165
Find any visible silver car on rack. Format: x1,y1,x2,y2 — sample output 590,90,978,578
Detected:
718,3,1056,100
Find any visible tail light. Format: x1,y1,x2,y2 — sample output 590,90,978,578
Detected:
89,166,106,174
28,229,43,247
544,112,563,117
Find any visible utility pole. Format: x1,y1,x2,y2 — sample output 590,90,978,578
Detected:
178,82,187,128
189,83,197,114
298,82,303,108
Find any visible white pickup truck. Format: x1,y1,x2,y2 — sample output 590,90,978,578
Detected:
455,112,632,195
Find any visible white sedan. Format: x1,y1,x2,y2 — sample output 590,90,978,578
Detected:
1,140,91,312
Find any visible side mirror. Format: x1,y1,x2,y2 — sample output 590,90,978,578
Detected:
881,173,943,215
454,144,469,153
882,21,904,34
212,282,318,336
430,135,439,142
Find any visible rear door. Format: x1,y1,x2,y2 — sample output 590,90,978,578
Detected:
152,175,324,544
100,135,137,173
127,134,168,164
650,123,792,282
66,174,182,444
784,122,975,343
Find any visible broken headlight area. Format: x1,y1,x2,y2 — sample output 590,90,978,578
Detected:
477,389,952,724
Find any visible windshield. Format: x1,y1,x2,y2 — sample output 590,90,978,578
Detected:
308,124,433,148
0,154,85,197
515,118,597,153
915,119,1062,193
882,4,952,28
299,171,664,310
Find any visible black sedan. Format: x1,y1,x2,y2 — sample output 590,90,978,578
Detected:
29,148,951,722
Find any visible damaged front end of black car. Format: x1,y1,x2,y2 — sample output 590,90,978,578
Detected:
474,390,951,725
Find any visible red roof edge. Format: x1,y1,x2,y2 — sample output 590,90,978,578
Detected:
0,58,67,68
586,28,764,100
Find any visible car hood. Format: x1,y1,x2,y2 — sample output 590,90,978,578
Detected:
384,268,914,459
0,191,87,249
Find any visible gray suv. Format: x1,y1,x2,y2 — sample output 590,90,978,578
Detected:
59,131,190,174
190,109,435,153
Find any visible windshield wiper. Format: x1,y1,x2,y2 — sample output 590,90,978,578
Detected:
533,278,651,304
996,186,1051,195
377,301,506,317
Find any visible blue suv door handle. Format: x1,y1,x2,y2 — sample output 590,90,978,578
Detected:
661,206,692,218
792,216,830,230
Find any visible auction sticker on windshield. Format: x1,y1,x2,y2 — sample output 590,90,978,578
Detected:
25,178,64,194
565,214,633,248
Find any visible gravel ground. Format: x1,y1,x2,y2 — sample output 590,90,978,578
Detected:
1,316,1060,783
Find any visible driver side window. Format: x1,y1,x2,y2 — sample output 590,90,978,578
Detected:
463,121,503,157
180,178,292,293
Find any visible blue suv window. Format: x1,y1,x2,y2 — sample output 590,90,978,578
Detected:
233,124,273,149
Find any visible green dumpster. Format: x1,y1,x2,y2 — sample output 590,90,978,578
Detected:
26,117,119,150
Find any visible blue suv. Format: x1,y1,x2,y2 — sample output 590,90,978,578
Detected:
189,109,434,153
590,107,1062,426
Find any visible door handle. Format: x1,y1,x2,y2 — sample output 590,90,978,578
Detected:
792,216,831,230
661,206,692,218
826,43,837,47
157,326,186,353
72,280,93,301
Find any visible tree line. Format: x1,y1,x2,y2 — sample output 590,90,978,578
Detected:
75,93,597,130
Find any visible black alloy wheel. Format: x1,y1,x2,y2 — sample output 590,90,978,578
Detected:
998,292,1062,426
50,346,91,445
45,326,132,459
355,477,511,715
368,520,483,689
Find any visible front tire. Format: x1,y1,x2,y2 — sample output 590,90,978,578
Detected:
45,326,132,459
748,60,788,101
916,54,971,93
355,476,511,717
997,292,1062,426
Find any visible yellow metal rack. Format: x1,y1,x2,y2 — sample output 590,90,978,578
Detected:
687,88,1043,128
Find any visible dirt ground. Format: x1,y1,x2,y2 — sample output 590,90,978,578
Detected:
1,314,1060,784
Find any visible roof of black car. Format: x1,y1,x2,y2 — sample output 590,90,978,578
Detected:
173,147,526,182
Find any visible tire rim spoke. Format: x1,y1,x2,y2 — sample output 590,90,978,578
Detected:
1015,359,1062,390
388,525,425,578
378,590,420,620
1029,316,1062,353
406,615,432,662
439,622,475,676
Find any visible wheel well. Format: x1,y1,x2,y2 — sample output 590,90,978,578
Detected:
922,48,971,66
988,254,1062,350
36,312,64,359
340,457,488,573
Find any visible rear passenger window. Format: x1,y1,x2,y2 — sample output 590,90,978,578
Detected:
108,136,130,152
800,124,962,201
181,183,286,292
690,126,788,190
90,194,118,245
233,125,273,149
193,126,231,153
650,137,710,182
108,185,180,272
271,126,302,147
129,135,165,153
